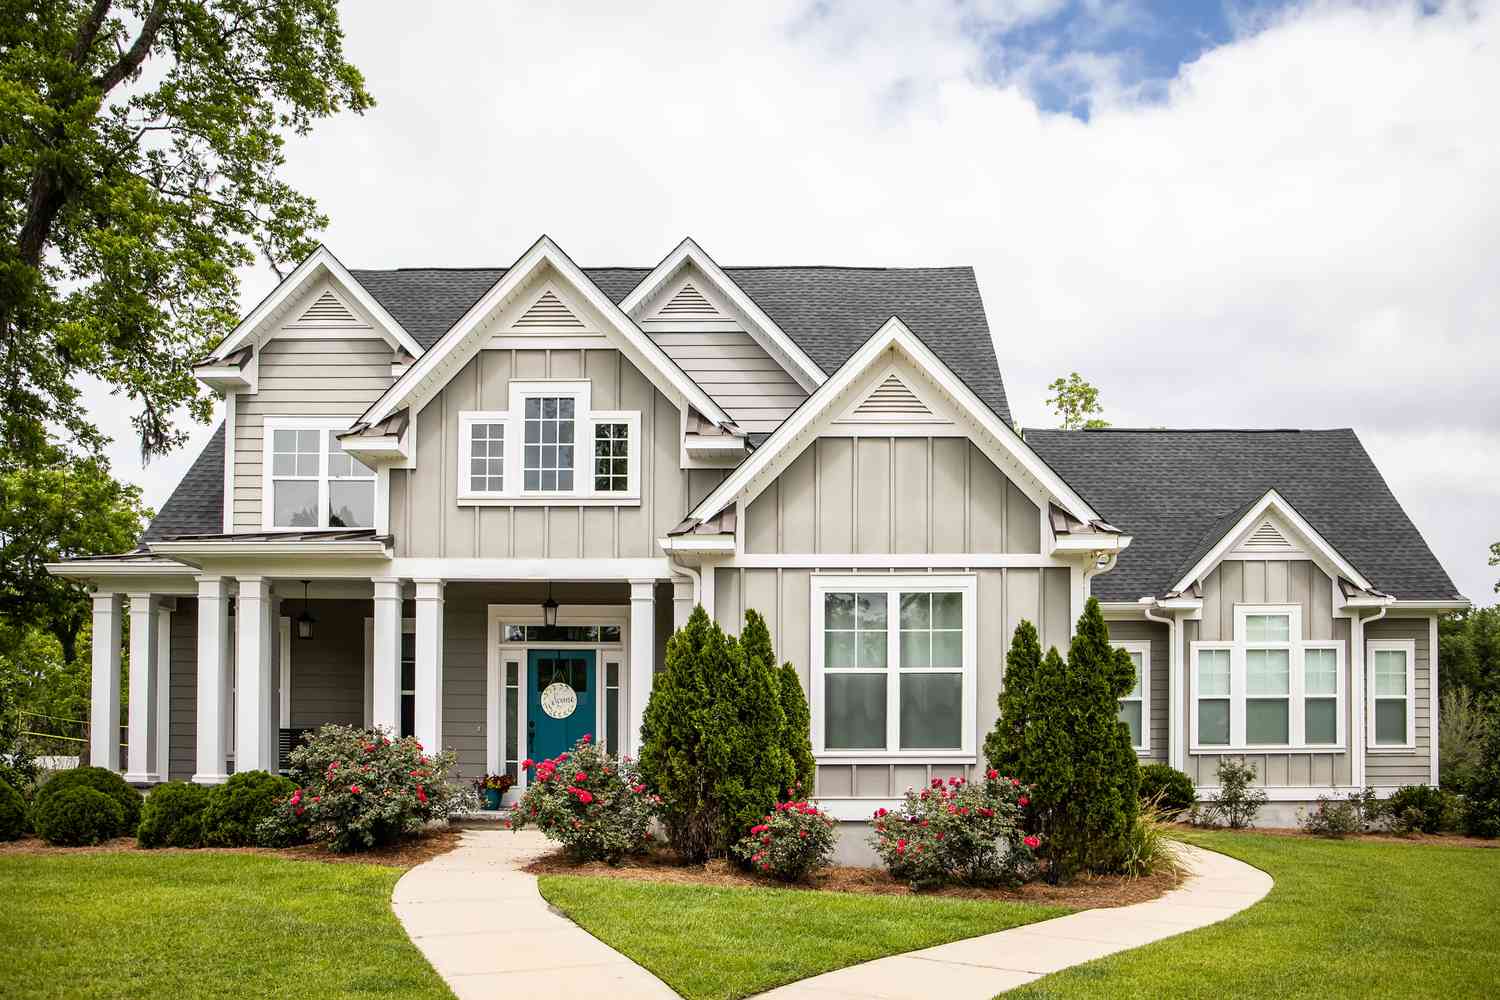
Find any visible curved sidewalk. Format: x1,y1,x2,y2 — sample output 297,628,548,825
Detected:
755,844,1272,999
392,829,677,1000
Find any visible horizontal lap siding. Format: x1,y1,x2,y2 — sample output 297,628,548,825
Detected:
1365,616,1433,787
234,336,394,530
647,330,807,434
441,587,490,779
1108,619,1169,764
288,601,366,730
392,349,724,559
168,600,199,781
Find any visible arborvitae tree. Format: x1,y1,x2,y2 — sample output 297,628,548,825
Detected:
705,611,790,850
984,598,1140,882
740,609,815,796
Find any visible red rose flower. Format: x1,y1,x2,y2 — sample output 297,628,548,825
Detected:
416,786,428,804
1024,835,1040,849
521,759,534,769
1018,796,1029,807
576,772,588,783
349,785,362,794
986,768,998,779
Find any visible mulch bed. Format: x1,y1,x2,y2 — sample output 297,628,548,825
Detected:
0,826,462,870
525,847,1181,909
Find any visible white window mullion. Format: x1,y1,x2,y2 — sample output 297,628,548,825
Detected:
316,430,330,528
885,608,899,753
1230,646,1246,747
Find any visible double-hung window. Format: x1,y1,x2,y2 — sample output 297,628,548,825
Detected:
457,381,639,503
1367,639,1416,750
812,575,976,758
1114,641,1151,753
1190,604,1345,750
264,419,375,530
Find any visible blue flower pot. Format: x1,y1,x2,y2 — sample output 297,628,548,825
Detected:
481,788,502,811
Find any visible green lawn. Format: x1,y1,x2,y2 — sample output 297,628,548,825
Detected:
1007,830,1500,1000
538,874,1070,999
0,851,452,1000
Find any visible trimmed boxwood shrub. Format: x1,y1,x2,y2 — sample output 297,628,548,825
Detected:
32,766,141,836
1386,784,1458,834
0,778,26,841
137,781,213,848
201,770,295,846
1139,764,1197,818
33,786,124,846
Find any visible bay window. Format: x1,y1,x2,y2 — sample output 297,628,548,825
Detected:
1114,641,1151,753
812,575,976,758
263,419,374,530
1367,639,1416,750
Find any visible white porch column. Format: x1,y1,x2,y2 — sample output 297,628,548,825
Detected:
628,579,656,756
672,574,695,632
414,580,445,752
372,577,403,736
156,605,172,782
193,578,230,783
89,593,123,771
235,576,275,772
124,593,160,784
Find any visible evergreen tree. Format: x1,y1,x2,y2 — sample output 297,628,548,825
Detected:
983,619,1042,776
705,612,790,849
739,609,815,795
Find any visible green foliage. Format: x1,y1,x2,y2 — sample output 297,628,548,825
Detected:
1384,785,1459,835
33,785,123,845
1460,708,1500,838
1199,760,1269,829
1138,764,1196,817
868,774,1038,889
1120,797,1186,877
1438,608,1500,702
0,0,374,463
733,800,837,883
266,724,474,852
1440,687,1491,793
33,765,140,834
510,735,655,863
0,776,26,840
1299,796,1360,837
201,770,294,847
136,780,211,848
740,609,813,796
639,606,792,861
1045,372,1110,430
983,599,1140,881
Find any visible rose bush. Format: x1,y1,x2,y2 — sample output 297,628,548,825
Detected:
869,771,1039,889
508,734,655,863
732,798,836,882
259,724,474,852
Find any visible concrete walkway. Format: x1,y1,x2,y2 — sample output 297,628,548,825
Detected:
755,844,1273,999
392,829,677,1000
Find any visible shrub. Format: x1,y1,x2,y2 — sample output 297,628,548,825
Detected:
1439,687,1489,793
32,766,141,836
509,734,655,863
33,786,124,846
1462,700,1500,838
869,772,1038,890
1121,797,1185,877
137,781,212,848
0,778,26,841
266,724,473,852
1300,796,1360,837
733,800,836,882
1345,786,1385,832
983,599,1140,882
1199,760,1268,829
1386,785,1458,835
738,610,815,796
201,770,295,847
640,606,794,861
1139,764,1196,818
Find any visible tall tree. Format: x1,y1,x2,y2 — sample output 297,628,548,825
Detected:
0,0,373,462
1491,541,1499,593
1439,607,1500,704
1046,372,1110,430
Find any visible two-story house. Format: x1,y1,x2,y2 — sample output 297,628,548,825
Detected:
51,235,1468,827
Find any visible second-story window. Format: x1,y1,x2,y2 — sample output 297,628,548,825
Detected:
523,396,575,492
265,420,374,530
594,422,629,492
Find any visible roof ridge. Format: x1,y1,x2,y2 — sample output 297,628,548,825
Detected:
348,264,975,274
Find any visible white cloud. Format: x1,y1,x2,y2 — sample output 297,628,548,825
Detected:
92,0,1500,601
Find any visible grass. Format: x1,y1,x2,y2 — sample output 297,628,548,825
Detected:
0,851,452,1000
1006,830,1500,1000
537,874,1070,999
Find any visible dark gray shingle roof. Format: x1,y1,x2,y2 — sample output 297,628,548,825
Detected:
346,265,1010,424
142,422,224,541
1025,428,1462,603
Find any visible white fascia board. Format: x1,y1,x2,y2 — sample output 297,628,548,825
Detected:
357,236,731,430
45,559,196,578
1053,532,1133,554
1170,488,1375,595
657,535,736,555
205,246,423,363
147,540,392,559
686,316,1102,526
1384,599,1471,611
620,237,826,391
338,434,406,464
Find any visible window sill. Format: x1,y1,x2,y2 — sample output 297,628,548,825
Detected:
815,752,977,765
1366,746,1419,754
456,496,641,507
1190,745,1346,754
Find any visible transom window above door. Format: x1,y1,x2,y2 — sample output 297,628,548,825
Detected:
458,381,639,505
263,419,374,530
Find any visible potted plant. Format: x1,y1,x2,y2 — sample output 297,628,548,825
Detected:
473,773,516,811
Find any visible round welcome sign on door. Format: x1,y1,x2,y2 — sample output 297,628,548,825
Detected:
540,681,578,720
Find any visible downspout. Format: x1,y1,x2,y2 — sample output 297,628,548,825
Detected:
1143,601,1177,772
667,554,701,623
1351,602,1390,789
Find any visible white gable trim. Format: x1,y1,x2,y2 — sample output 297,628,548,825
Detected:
685,316,1101,526
620,238,825,392
206,246,422,361
358,236,731,429
1171,489,1376,596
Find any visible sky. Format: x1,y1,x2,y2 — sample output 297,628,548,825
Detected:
84,0,1498,604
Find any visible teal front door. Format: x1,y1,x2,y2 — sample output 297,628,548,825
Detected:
527,649,596,768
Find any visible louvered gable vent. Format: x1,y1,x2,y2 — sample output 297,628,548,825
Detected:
513,289,586,329
851,374,933,419
1244,519,1292,549
297,289,357,325
657,281,721,319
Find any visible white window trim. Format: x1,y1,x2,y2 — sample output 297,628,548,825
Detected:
455,380,641,505
1190,604,1347,752
1114,640,1151,755
261,417,375,531
1367,638,1417,752
809,574,978,762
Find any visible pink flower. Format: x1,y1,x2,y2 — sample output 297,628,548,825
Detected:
798,830,808,839
750,824,769,835
1024,835,1040,849
896,838,907,854
575,772,588,783
290,789,302,806
522,758,534,769
416,786,428,804
581,734,591,744
1018,796,1029,807
986,768,998,780
349,785,362,795
632,784,646,794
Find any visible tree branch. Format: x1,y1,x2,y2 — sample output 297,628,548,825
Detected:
71,0,115,66
94,0,168,94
